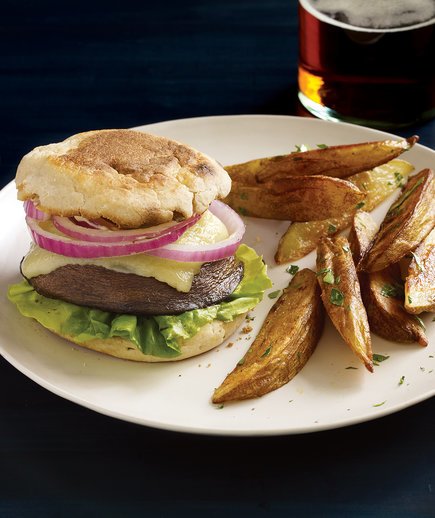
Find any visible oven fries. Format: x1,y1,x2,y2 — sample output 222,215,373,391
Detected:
212,269,324,403
317,236,373,372
348,212,428,346
405,227,435,314
359,169,435,273
225,137,417,184
348,211,379,265
212,136,435,404
361,265,428,346
275,159,414,263
224,175,365,221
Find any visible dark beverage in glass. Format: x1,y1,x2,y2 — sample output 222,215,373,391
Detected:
298,0,435,128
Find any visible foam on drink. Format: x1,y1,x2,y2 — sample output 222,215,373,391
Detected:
304,0,435,30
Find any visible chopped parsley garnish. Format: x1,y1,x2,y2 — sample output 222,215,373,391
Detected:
317,143,329,149
238,207,249,216
261,346,272,358
237,358,245,366
335,275,341,284
239,192,249,200
286,265,299,275
268,290,281,299
328,223,337,234
399,375,405,386
346,366,358,370
330,288,344,306
394,171,404,187
380,283,404,299
323,271,335,284
316,267,331,276
373,401,386,407
373,354,390,365
294,144,309,153
414,316,426,330
355,202,365,210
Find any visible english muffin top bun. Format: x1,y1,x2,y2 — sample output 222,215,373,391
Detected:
8,129,271,362
16,129,231,228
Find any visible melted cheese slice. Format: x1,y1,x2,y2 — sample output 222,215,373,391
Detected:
21,210,229,292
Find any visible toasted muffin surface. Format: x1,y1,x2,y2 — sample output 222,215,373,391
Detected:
16,129,231,227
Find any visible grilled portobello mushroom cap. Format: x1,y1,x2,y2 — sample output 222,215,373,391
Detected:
27,256,244,316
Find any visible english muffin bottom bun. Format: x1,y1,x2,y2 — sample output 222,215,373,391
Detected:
8,129,272,362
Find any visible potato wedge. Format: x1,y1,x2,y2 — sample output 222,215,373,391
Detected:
359,169,435,273
224,175,365,221
348,211,379,265
348,212,427,345
275,159,414,263
317,236,373,372
360,265,428,346
212,269,324,403
405,227,435,314
225,137,417,185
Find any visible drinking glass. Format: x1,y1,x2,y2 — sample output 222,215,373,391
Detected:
298,0,435,128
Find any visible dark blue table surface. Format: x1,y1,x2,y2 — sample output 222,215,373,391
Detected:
1,2,434,516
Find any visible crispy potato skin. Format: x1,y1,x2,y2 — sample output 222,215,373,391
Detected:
212,269,324,403
359,169,435,273
225,137,417,184
317,236,373,372
405,227,435,314
360,266,428,346
275,160,414,264
224,175,365,221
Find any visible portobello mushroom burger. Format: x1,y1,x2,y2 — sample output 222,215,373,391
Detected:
8,129,271,361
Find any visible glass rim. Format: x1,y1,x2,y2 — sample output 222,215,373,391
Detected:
299,0,435,33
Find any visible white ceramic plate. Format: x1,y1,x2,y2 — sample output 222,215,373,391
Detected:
1,115,434,436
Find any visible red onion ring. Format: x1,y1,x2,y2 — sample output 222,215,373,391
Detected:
24,200,245,262
145,201,245,262
52,214,201,243
25,216,200,258
23,200,50,221
71,216,109,230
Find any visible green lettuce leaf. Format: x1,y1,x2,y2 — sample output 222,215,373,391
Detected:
7,244,272,358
